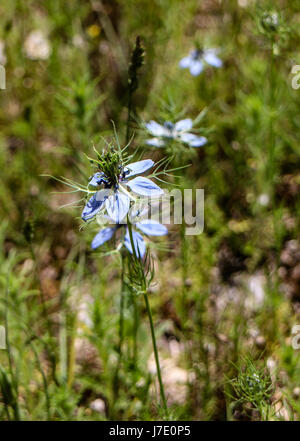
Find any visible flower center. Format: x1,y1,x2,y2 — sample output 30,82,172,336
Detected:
192,49,203,60
96,147,123,188
163,121,175,137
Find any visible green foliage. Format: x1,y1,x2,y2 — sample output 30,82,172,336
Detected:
0,0,299,421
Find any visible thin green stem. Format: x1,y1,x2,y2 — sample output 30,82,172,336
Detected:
113,250,126,409
180,220,189,324
126,92,132,144
4,277,21,421
267,39,276,198
30,341,51,420
143,292,168,418
29,243,58,386
174,173,189,332
132,294,139,367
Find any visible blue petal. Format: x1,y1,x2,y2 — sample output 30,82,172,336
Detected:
190,60,203,76
124,229,146,258
203,50,222,68
105,192,130,223
82,190,108,221
124,159,154,177
189,136,207,147
127,176,164,197
146,138,165,148
175,118,193,132
145,121,167,137
88,172,105,187
91,227,116,249
136,220,168,236
180,133,207,147
179,56,192,68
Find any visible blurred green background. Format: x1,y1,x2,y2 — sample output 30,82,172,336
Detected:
0,0,300,421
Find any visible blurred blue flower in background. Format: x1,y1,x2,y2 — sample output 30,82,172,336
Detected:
145,119,207,148
179,48,222,76
82,159,164,223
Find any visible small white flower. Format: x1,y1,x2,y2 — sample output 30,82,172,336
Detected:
24,30,51,60
72,34,85,49
257,193,270,207
90,398,105,414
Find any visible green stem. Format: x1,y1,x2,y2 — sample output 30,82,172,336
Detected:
143,292,168,418
30,243,58,385
268,41,276,196
113,250,126,407
180,220,188,323
67,314,77,389
30,341,51,420
175,173,189,331
126,91,132,144
132,294,139,367
4,277,21,421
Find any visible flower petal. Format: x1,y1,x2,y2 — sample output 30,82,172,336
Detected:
190,60,203,76
145,121,167,137
124,228,146,258
189,136,207,147
136,220,168,236
125,159,154,177
180,133,207,147
91,227,116,249
175,118,193,132
203,50,222,68
127,176,164,197
145,138,165,148
105,192,130,223
179,56,192,68
82,190,108,221
88,172,105,187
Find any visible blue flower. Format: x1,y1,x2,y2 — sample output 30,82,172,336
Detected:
179,48,222,76
91,219,168,258
82,159,164,223
145,119,207,148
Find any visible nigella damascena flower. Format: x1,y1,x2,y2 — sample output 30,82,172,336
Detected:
145,119,207,148
179,48,222,76
91,214,167,258
82,159,163,223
